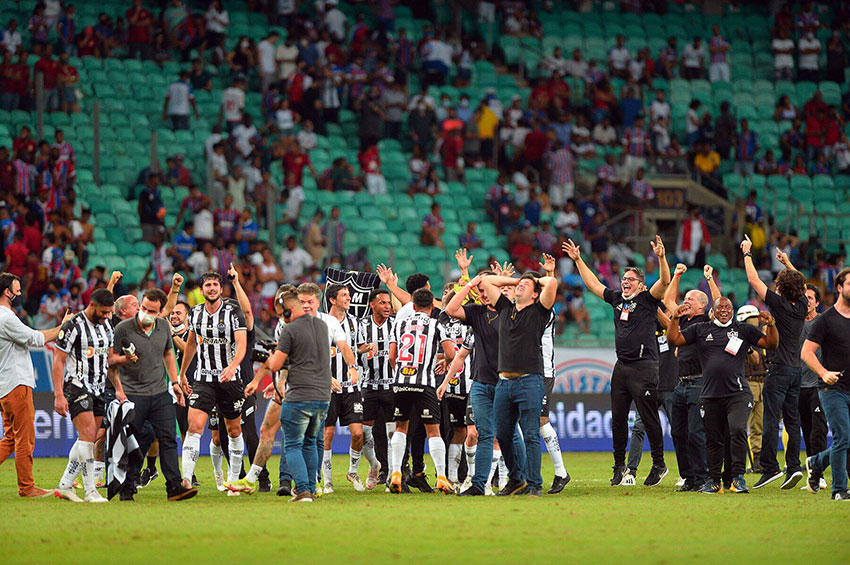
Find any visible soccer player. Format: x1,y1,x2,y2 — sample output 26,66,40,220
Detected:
53,289,131,503
358,289,396,490
668,297,778,494
388,288,456,494
563,236,671,487
178,271,247,494
322,283,367,493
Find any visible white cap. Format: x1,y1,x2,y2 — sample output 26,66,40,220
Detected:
736,305,759,322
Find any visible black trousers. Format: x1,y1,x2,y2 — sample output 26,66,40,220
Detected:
671,378,707,484
124,392,183,494
799,386,828,458
611,359,665,468
401,410,427,475
701,393,752,481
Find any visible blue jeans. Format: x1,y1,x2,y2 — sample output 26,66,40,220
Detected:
281,401,329,494
494,374,544,489
760,365,802,474
811,389,850,494
469,381,526,491
278,421,292,485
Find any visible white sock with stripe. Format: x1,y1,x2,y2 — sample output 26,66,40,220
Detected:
488,448,501,485
58,440,81,489
429,437,447,479
447,443,463,483
210,440,224,474
348,448,362,475
227,434,244,483
245,464,263,484
541,423,567,477
322,449,333,485
390,431,406,475
78,441,96,495
181,432,201,482
465,443,477,478
362,425,379,468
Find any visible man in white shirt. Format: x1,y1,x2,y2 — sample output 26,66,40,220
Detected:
192,206,215,244
1,19,22,54
649,90,671,129
682,37,705,80
219,77,246,132
206,141,229,205
231,115,258,161
275,36,299,81
279,236,313,283
257,31,280,92
608,35,631,79
323,0,347,42
543,47,569,76
163,71,199,131
564,48,588,80
0,273,65,497
772,28,795,81
798,31,821,82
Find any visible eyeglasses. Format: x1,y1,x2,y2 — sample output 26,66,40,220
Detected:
622,276,642,283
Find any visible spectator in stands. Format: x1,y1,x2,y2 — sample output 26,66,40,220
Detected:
826,27,847,83
693,141,721,177
213,193,239,244
220,77,246,132
593,116,618,147
278,237,311,284
629,167,654,203
835,133,850,175
256,30,279,93
682,36,705,80
0,52,19,111
322,206,346,260
564,48,588,80
75,24,100,58
774,95,799,123
545,141,576,210
126,0,153,60
608,34,630,79
458,221,482,250
805,107,826,163
420,202,446,250
173,222,195,261
235,208,258,257
57,53,79,114
382,79,407,140
56,5,76,56
188,58,211,91
1,18,22,55
408,96,438,156
797,30,821,82
656,36,678,79
52,248,82,290
34,45,60,111
772,27,795,81
734,118,759,176
756,150,781,176
565,286,590,335
780,118,805,161
302,209,326,263
28,6,50,55
708,24,730,82
676,204,711,267
163,70,198,131
138,173,165,242
810,153,831,176
206,141,228,205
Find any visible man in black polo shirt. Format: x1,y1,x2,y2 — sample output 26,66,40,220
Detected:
445,269,526,496
668,297,778,494
480,272,558,498
563,236,671,487
741,238,808,489
801,267,850,500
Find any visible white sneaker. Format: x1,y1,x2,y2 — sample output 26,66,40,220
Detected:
621,471,636,486
820,478,828,489
316,482,324,497
85,491,108,503
323,482,334,494
461,476,473,493
498,477,507,490
54,488,84,503
214,471,226,492
227,490,241,497
484,484,495,496
366,463,381,490
347,473,365,492
675,476,686,487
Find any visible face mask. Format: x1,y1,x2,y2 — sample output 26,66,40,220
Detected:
138,311,156,326
172,322,186,333
241,41,249,48
8,291,22,309
713,317,733,328
460,100,469,108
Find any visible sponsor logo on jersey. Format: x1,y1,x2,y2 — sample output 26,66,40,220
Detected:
330,346,338,357
353,402,363,414
199,337,229,345
401,366,417,376
85,346,109,358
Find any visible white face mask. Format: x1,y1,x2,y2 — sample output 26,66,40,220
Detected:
138,311,157,326
713,317,733,328
172,322,186,333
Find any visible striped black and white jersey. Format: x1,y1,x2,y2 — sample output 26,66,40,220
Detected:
330,312,360,393
55,312,113,395
440,314,472,396
392,311,450,388
358,315,395,391
187,301,247,383
542,310,556,380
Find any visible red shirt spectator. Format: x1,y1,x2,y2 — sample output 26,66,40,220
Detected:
34,54,59,89
282,149,314,186
13,131,36,161
548,75,571,106
358,145,381,174
4,236,28,278
0,56,15,96
824,116,841,147
805,113,825,148
440,133,463,169
523,128,549,163
76,27,100,57
11,55,30,96
126,1,153,44
58,63,78,89
529,84,552,112
0,150,13,191
22,222,42,253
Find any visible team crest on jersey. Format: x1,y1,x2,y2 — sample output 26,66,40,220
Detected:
217,322,226,331
727,329,738,340
322,268,381,319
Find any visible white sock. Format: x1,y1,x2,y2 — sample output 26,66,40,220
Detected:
386,423,395,473
78,441,96,495
465,443,477,477
227,434,244,483
390,431,407,474
488,449,501,484
245,463,263,484
210,440,224,474
348,447,362,475
322,449,333,485
429,437,447,478
498,454,508,484
58,441,81,489
182,432,201,481
541,423,567,477
447,443,462,482
94,461,105,482
362,425,379,468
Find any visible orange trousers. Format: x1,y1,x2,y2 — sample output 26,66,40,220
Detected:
0,385,36,496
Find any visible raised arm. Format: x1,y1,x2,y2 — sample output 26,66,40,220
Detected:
161,272,184,319
539,276,558,310
377,264,411,306
649,235,671,300
446,273,484,321
774,246,798,273
227,263,253,331
106,270,123,293
664,263,686,313
455,248,473,280
480,275,517,306
756,311,779,350
666,303,691,347
703,265,721,304
741,235,768,299
561,239,607,299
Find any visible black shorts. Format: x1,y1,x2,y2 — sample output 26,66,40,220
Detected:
541,377,555,417
445,394,471,427
189,380,245,421
209,390,256,430
325,389,364,427
64,382,106,420
363,388,394,422
392,385,440,425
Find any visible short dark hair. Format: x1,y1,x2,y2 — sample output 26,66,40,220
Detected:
143,288,168,310
369,288,390,303
412,288,433,308
325,283,347,301
0,273,21,295
90,289,115,307
623,266,646,283
200,271,222,285
520,272,542,296
174,300,190,313
775,269,806,303
805,283,821,305
405,273,430,294
835,267,850,291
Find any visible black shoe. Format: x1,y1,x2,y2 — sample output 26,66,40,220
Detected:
407,473,434,493
805,456,821,493
832,490,850,501
780,470,803,490
258,478,272,493
730,475,749,493
610,465,628,486
752,471,783,489
191,474,200,487
277,482,292,497
496,478,528,496
400,478,411,494
675,482,693,492
548,473,571,494
377,469,388,486
458,484,485,496
526,487,543,498
119,492,135,501
691,482,705,492
139,467,158,488
643,465,668,487
167,483,198,501
722,480,732,491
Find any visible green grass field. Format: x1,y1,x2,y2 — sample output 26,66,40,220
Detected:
2,452,848,564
